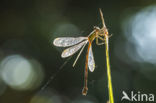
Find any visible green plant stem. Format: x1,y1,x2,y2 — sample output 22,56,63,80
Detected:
105,36,114,103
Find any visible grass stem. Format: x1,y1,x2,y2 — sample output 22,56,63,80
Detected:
105,36,114,103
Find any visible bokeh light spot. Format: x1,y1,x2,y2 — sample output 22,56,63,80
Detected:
0,54,44,90
122,5,156,64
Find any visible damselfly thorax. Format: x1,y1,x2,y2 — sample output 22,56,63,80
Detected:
53,9,110,95
88,26,108,44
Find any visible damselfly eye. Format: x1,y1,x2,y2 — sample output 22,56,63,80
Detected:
105,31,108,35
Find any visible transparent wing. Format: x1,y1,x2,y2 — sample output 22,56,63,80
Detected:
88,45,95,72
61,40,88,58
53,37,88,47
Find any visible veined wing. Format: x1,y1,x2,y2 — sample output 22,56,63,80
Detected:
61,40,88,58
88,45,95,72
53,37,88,47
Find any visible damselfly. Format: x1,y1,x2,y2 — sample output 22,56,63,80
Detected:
53,9,110,95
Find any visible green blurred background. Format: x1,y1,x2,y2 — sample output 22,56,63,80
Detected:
0,0,156,103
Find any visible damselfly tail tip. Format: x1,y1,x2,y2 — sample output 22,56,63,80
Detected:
82,87,88,96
